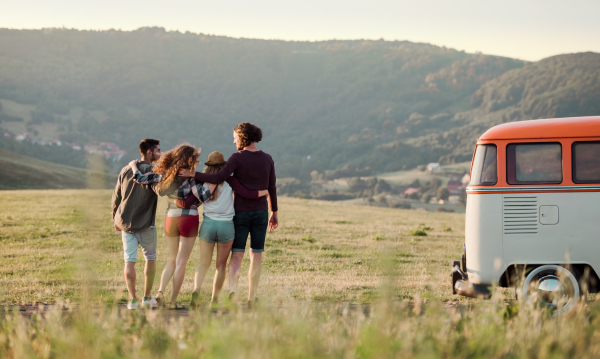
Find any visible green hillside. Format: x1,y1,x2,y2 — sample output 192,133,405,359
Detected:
406,52,600,163
0,148,114,190
0,28,598,182
0,27,523,178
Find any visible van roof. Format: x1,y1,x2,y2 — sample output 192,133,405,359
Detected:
479,116,600,140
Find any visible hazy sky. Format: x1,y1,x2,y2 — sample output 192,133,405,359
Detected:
2,0,599,61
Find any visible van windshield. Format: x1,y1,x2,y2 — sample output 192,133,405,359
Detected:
470,144,497,185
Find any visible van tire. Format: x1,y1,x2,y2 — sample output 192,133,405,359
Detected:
522,265,579,316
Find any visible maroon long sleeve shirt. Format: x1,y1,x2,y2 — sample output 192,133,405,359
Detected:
193,150,278,212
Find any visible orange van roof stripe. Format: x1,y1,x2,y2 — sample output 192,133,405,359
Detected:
479,116,600,140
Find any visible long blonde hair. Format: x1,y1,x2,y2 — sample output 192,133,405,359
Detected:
153,143,200,191
204,163,225,201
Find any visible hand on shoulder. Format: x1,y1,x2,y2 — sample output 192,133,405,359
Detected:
128,160,139,172
178,168,195,177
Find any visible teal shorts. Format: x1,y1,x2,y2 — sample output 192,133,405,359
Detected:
199,217,235,244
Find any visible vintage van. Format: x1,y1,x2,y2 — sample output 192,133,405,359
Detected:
452,116,600,315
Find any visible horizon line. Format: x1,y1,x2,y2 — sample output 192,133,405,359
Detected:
0,26,541,62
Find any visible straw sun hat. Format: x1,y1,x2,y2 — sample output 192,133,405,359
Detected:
204,151,227,166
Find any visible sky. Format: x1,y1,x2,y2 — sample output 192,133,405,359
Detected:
2,0,600,61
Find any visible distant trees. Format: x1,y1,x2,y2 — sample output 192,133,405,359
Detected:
311,166,372,182
275,178,310,198
437,187,450,201
0,28,502,176
0,135,87,168
421,193,432,204
30,109,55,124
0,29,596,178
0,113,23,122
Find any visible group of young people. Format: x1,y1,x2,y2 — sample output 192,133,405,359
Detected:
111,122,278,309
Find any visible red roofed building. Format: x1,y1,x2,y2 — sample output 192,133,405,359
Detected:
446,180,463,195
404,188,419,195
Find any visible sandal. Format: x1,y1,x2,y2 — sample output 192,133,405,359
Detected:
155,291,164,306
166,302,185,310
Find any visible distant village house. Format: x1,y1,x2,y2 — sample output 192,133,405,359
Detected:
426,163,442,173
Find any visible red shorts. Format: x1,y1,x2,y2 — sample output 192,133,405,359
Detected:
165,215,199,238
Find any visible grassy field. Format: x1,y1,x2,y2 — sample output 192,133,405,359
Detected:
3,189,600,358
0,189,466,305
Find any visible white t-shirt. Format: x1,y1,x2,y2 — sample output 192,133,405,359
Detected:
202,182,234,221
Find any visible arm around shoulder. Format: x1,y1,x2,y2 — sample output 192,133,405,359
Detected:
225,177,260,199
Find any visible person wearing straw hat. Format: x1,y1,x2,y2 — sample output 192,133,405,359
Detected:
172,151,269,307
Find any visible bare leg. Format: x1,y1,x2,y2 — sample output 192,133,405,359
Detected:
124,262,137,299
228,251,244,296
212,241,233,302
193,240,215,293
170,236,196,303
157,236,179,299
248,252,262,301
143,260,156,298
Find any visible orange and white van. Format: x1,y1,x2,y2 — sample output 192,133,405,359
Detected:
452,116,600,314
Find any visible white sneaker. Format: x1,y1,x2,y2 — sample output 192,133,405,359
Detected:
142,296,158,308
127,299,138,310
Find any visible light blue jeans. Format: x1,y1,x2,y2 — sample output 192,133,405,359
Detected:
122,226,157,262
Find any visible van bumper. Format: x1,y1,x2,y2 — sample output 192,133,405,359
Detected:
451,261,492,299
454,279,492,299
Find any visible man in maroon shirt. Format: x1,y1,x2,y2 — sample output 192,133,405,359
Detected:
180,122,278,308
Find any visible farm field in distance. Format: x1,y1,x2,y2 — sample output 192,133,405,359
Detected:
2,189,600,358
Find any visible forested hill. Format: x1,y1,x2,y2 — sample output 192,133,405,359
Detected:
0,28,596,180
406,52,600,163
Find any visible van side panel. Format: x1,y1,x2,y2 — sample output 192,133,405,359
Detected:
465,193,503,284
502,192,600,274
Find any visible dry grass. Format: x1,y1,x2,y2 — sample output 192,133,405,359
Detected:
4,190,600,358
0,189,467,306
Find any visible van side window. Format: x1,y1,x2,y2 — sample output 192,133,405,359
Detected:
507,143,562,184
470,144,497,185
573,141,600,183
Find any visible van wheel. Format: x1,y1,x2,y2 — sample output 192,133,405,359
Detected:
522,265,579,316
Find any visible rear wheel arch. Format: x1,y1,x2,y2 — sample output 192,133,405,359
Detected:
499,263,600,293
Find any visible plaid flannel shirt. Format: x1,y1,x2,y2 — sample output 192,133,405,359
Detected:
132,171,212,217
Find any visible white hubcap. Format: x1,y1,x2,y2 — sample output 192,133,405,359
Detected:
522,265,579,316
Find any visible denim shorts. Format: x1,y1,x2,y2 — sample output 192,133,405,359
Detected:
122,226,157,262
198,217,235,244
232,210,269,253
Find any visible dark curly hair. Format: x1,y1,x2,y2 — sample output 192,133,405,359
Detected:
233,122,262,149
